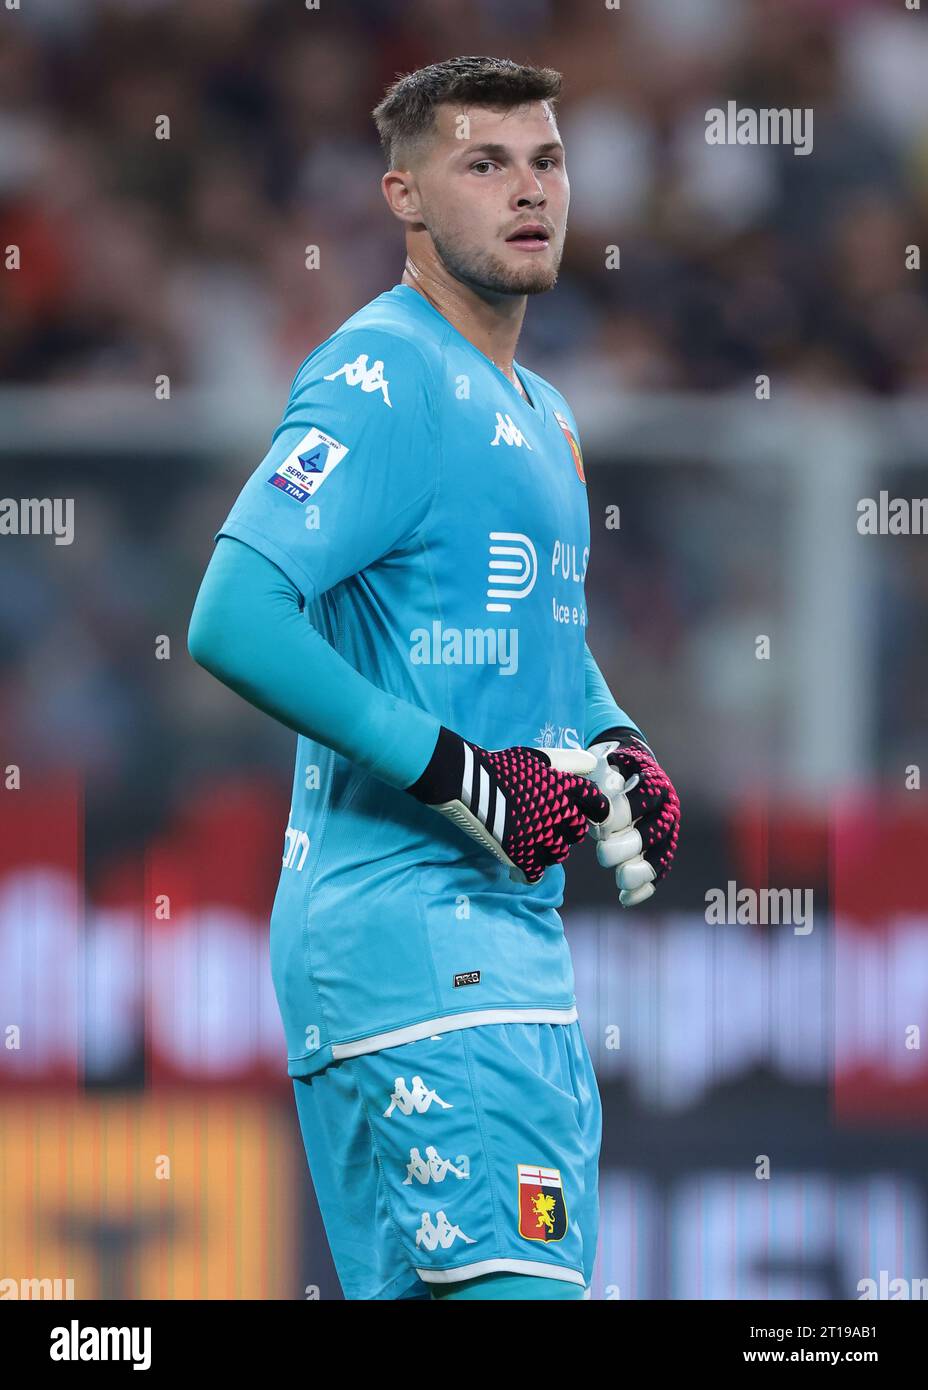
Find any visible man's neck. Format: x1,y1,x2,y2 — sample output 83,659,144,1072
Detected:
401,258,527,385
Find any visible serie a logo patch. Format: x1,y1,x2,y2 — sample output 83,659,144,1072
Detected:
517,1164,568,1242
267,426,348,503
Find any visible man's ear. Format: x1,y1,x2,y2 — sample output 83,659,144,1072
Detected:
381,170,422,225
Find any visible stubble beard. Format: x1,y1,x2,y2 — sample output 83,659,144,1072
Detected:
429,222,563,297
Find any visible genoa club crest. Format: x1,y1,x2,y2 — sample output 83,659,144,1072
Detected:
553,410,585,485
517,1164,568,1243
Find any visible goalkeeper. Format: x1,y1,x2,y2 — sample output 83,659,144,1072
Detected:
188,56,679,1302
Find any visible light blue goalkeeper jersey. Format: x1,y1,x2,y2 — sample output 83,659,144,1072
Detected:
217,283,625,1077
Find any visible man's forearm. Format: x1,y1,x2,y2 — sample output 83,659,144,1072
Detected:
187,535,441,790
583,641,647,747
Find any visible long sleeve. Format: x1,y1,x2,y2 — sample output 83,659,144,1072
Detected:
187,535,441,790
583,641,647,747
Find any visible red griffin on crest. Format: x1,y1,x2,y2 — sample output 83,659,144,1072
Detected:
517,1164,569,1242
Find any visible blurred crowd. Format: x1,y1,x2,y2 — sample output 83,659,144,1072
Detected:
2,0,928,393
1,0,926,877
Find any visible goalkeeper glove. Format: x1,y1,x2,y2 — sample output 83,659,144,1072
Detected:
406,725,611,884
586,727,680,906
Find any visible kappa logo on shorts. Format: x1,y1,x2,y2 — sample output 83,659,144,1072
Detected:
517,1164,569,1243
415,1210,476,1251
267,426,348,503
383,1075,453,1117
403,1146,470,1184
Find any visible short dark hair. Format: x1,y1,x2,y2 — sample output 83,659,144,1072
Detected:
372,55,562,170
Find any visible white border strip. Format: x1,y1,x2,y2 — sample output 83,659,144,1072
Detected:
330,1007,578,1060
416,1258,586,1287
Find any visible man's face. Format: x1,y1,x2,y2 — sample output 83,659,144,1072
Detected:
412,100,569,297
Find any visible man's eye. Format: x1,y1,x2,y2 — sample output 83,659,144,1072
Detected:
536,158,557,171
471,161,495,173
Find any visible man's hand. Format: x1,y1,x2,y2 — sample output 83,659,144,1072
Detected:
586,729,680,906
406,726,611,884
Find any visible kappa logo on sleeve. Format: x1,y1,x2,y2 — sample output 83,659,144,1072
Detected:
267,427,349,503
517,1164,569,1242
323,352,392,407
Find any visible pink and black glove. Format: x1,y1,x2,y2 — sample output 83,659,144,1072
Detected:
585,727,680,906
406,726,611,884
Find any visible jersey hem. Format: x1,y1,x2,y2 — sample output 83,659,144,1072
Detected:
286,1004,578,1076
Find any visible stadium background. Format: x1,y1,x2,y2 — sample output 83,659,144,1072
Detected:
1,0,927,1300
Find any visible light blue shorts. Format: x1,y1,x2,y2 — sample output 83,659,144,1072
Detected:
292,1020,602,1300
